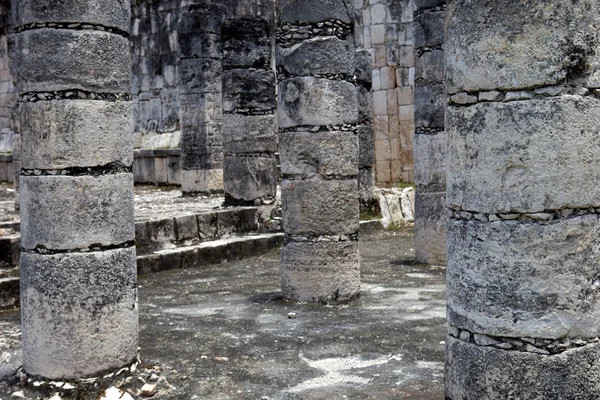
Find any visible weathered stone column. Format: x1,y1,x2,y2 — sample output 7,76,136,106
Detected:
355,49,376,213
277,0,360,304
413,0,446,265
178,1,226,195
445,1,600,397
13,0,137,379
221,9,277,206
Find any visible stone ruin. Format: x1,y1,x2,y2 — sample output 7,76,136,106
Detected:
0,0,599,397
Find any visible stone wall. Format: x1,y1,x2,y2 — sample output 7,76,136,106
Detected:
355,0,416,185
0,0,17,160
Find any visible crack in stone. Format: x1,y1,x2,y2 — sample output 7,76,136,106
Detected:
448,207,600,224
15,22,128,38
21,162,132,177
22,241,135,255
19,90,131,103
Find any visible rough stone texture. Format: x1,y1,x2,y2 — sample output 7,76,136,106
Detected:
0,4,17,158
20,248,138,379
279,0,353,24
222,69,276,112
20,174,135,250
447,97,600,214
413,1,446,265
414,190,446,265
413,132,445,187
445,0,600,93
447,216,600,339
223,156,277,203
19,100,133,170
445,337,600,400
15,29,131,94
278,77,357,128
358,167,375,207
279,131,358,178
277,37,355,77
358,125,374,168
14,0,130,32
222,114,278,154
180,169,224,195
281,179,359,236
281,239,360,304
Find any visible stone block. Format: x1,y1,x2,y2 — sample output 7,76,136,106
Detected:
20,248,137,379
167,155,181,185
222,114,278,154
371,24,385,46
178,32,221,60
154,157,168,183
380,67,396,90
446,0,600,93
414,189,446,265
278,77,357,128
357,86,373,125
358,125,374,167
354,49,373,86
280,130,358,177
414,10,445,49
358,167,375,204
20,100,133,170
445,337,600,399
447,215,600,338
181,168,223,194
414,82,445,129
281,239,360,303
178,58,222,94
178,4,225,36
222,69,276,112
20,174,135,250
222,18,271,68
416,49,444,83
447,97,600,214
224,156,277,202
372,90,388,116
174,214,199,243
278,36,354,78
179,93,222,126
414,131,446,187
279,0,353,24
197,212,218,240
281,179,359,235
16,29,130,94
15,0,131,33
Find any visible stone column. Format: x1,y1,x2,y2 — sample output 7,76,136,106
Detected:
13,0,137,379
178,1,226,195
445,1,600,397
355,49,376,213
413,0,446,265
221,10,277,206
277,0,360,304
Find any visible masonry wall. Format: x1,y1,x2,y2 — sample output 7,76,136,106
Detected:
0,0,17,183
355,0,416,186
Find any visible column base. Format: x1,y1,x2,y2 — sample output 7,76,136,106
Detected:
181,168,223,195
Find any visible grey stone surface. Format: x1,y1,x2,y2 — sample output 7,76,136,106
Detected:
280,131,358,177
178,31,222,60
222,17,271,68
414,10,445,48
281,239,360,304
278,77,358,128
222,114,278,154
447,96,600,213
14,0,130,32
15,29,130,94
414,82,445,129
180,169,224,194
20,174,135,250
281,179,359,235
358,167,375,205
447,216,600,339
354,49,373,85
20,100,133,170
414,131,446,186
279,0,353,24
445,0,600,93
358,125,374,167
445,336,600,399
277,36,354,77
178,58,222,94
357,85,373,125
414,190,446,265
223,156,277,202
20,248,138,379
222,69,276,112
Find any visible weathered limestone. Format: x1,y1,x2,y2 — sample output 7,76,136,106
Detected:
277,0,360,304
445,1,600,397
222,10,277,205
413,0,446,265
178,1,226,195
13,0,137,379
355,50,376,213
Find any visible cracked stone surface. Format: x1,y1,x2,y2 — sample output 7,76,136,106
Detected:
0,228,446,399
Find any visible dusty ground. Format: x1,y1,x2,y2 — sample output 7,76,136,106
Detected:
0,228,447,399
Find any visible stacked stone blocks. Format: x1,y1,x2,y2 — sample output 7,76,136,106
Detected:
222,13,278,205
445,0,600,397
177,0,226,194
413,0,446,265
13,0,137,379
277,0,360,304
